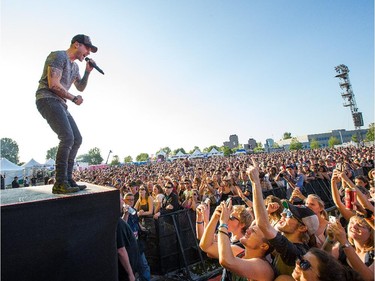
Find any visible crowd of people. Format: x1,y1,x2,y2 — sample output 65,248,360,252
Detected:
72,145,374,281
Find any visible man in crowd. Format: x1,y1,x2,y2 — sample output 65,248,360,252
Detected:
249,161,319,276
12,176,20,188
117,194,140,281
122,192,151,281
153,181,180,220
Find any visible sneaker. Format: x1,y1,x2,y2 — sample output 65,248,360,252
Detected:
68,180,87,191
52,181,80,194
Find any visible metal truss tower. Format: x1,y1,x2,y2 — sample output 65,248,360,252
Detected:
334,64,364,143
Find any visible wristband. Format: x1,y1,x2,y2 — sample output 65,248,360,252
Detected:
218,223,228,230
339,242,351,249
217,230,231,238
326,238,335,244
72,96,78,104
196,221,204,224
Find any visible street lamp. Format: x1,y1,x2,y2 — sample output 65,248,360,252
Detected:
105,150,112,164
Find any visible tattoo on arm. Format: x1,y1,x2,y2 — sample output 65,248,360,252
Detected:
48,67,70,100
75,72,89,91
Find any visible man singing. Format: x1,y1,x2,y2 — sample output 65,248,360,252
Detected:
35,34,98,194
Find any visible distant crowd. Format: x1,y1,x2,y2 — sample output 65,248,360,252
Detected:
72,145,374,281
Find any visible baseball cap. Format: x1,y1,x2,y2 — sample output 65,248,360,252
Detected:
282,200,319,235
71,34,98,53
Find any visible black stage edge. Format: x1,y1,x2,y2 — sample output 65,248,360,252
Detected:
1,183,120,281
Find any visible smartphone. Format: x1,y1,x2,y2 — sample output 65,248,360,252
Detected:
329,215,337,224
226,197,232,206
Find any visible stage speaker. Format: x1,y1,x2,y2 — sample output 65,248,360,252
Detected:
1,184,119,281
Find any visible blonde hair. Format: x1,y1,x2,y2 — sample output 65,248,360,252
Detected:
307,194,328,220
233,205,253,234
348,215,374,252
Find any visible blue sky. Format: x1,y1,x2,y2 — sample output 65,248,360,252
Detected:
1,0,374,163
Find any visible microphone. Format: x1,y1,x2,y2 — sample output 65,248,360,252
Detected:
85,57,104,75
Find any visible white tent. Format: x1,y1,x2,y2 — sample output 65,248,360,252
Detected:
207,147,223,157
0,158,24,186
22,158,43,177
45,158,55,167
189,149,206,159
169,150,188,161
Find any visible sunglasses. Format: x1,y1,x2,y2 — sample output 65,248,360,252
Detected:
165,186,173,189
229,215,240,222
296,256,312,271
282,209,304,225
139,188,146,191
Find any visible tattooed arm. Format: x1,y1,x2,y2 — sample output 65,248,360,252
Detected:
47,66,83,105
74,71,90,91
74,58,94,91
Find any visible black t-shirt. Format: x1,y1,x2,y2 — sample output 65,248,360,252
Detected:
116,218,140,281
269,232,309,276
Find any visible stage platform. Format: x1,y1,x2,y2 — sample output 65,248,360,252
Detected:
1,183,120,281
0,183,116,205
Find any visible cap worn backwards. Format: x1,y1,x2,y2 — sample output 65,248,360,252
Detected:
71,34,98,53
282,200,319,235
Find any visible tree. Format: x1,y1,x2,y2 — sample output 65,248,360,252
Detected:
254,142,265,153
289,138,303,150
283,132,292,140
110,155,120,166
366,123,374,141
351,134,359,144
46,146,58,160
136,153,149,162
310,139,320,149
328,136,341,147
88,147,103,164
173,148,186,155
1,138,19,163
272,142,280,148
222,146,233,157
188,146,200,154
77,147,103,164
124,156,133,163
157,147,171,156
203,145,220,153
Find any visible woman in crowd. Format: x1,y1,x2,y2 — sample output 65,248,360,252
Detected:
326,215,374,281
217,200,275,281
181,188,200,211
264,195,283,230
276,247,364,281
304,194,329,248
134,185,154,218
219,175,237,203
199,199,253,258
152,184,165,215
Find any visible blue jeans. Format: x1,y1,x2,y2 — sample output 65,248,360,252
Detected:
138,252,151,281
36,98,82,183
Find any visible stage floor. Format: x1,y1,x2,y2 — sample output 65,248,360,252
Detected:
0,183,115,206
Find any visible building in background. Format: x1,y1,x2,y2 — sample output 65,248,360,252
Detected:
223,134,239,149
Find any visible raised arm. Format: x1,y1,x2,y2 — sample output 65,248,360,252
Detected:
217,201,274,281
248,162,278,239
74,60,93,91
330,170,354,221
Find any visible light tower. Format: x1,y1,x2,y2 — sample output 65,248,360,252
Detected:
334,64,363,144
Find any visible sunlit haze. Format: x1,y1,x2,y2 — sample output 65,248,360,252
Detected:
1,1,374,163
